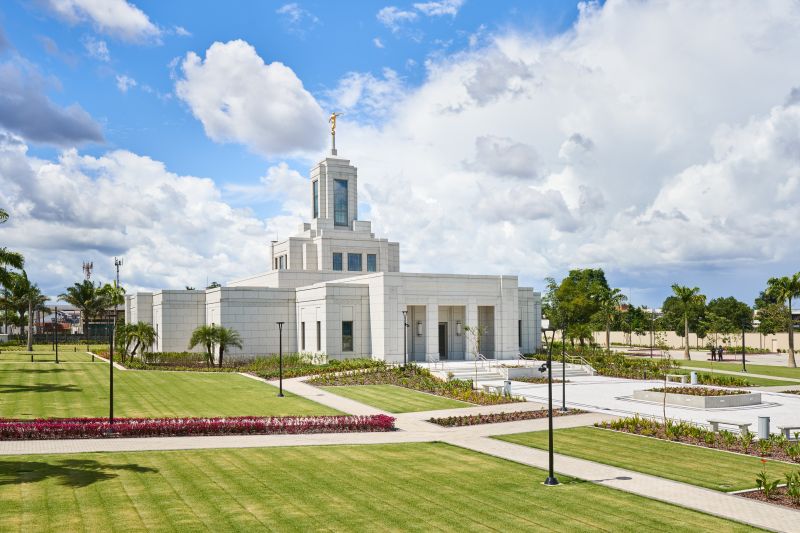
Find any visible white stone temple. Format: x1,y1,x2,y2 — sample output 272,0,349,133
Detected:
126,136,542,362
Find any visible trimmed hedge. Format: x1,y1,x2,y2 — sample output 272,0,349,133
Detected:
429,408,583,427
0,415,396,440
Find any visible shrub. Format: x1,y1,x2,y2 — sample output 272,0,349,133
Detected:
647,386,750,396
756,465,779,499
0,415,395,440
429,409,583,427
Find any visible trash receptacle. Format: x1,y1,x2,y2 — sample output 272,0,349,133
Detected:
503,380,512,397
690,371,697,385
758,416,770,439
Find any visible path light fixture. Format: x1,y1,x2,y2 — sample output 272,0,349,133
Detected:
402,310,408,366
277,321,284,397
109,257,122,428
542,325,559,486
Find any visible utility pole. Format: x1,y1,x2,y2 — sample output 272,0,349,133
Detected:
109,257,122,427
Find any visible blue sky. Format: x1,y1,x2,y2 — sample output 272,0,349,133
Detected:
1,0,799,308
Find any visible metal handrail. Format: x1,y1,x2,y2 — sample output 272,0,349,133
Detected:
564,354,596,374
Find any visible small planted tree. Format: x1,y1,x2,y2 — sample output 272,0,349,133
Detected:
669,284,706,360
215,326,243,368
463,324,486,389
766,274,800,368
189,325,218,367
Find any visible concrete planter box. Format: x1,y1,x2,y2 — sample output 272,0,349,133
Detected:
633,389,762,408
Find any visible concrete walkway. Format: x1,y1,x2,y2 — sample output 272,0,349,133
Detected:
1,375,798,531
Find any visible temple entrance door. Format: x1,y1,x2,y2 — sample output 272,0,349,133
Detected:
438,322,448,360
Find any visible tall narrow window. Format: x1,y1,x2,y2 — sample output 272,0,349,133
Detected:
332,252,343,271
367,254,377,272
518,319,522,348
334,179,348,227
312,180,319,219
316,321,321,351
342,321,353,352
347,253,362,272
301,322,306,350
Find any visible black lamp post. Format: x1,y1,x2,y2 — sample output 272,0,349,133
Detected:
741,319,747,373
402,309,408,366
560,319,568,413
54,305,59,364
542,326,559,486
277,321,284,397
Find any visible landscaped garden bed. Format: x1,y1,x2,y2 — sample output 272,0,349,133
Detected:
596,416,800,462
429,408,583,427
633,386,761,408
0,414,395,440
512,377,566,384
307,365,524,405
739,479,800,509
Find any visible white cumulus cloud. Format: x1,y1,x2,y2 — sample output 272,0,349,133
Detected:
41,0,161,43
174,40,327,157
413,0,464,17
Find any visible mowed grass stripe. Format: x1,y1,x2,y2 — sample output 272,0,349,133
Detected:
0,362,339,419
0,443,760,531
321,384,471,413
679,360,800,380
496,426,792,491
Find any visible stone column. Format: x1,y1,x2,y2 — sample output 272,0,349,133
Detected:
465,302,478,360
425,303,439,362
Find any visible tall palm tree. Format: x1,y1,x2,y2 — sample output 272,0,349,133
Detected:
215,326,243,368
3,271,48,350
128,322,156,358
767,273,800,368
0,208,8,223
0,248,24,289
597,287,627,350
59,280,107,347
99,282,126,358
671,284,706,360
189,325,218,367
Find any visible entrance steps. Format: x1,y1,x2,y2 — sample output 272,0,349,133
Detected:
424,360,594,382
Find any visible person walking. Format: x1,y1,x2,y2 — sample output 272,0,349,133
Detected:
710,346,717,361
717,345,724,361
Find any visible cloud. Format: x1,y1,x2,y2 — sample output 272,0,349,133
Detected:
175,40,326,157
0,58,103,146
37,35,79,67
0,134,271,294
115,74,136,92
413,0,464,17
325,68,405,122
82,35,110,61
0,25,9,51
276,3,320,36
40,0,161,43
173,25,191,37
467,135,541,179
377,6,418,32
321,0,800,295
373,37,385,48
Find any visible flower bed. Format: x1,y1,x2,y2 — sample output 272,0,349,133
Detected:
429,408,583,427
740,485,800,509
647,386,750,396
307,365,524,405
597,416,800,462
0,415,395,440
512,377,566,384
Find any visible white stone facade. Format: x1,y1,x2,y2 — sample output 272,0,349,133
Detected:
127,149,542,361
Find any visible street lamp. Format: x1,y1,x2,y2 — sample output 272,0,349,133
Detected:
277,321,284,397
109,257,122,427
542,326,559,486
560,319,568,413
402,309,409,366
53,305,59,364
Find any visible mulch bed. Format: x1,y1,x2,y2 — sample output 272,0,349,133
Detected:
429,409,584,427
738,486,800,509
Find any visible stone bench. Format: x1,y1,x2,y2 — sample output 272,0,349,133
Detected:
482,384,504,395
778,426,800,440
708,419,752,434
665,373,688,384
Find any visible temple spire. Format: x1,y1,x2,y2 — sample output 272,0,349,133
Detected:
328,112,342,156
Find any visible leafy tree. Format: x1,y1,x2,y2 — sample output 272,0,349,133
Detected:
189,324,218,367
666,285,706,360
544,269,610,346
206,281,221,289
756,303,787,337
754,289,781,310
59,280,108,346
702,311,735,347
0,247,24,289
766,274,800,368
2,271,48,350
706,297,753,330
215,326,243,368
0,208,7,223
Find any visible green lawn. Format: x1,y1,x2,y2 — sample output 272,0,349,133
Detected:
322,384,471,412
496,427,793,491
671,368,799,387
678,360,800,381
0,443,758,532
0,348,96,363
0,362,339,419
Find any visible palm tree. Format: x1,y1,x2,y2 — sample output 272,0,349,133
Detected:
767,273,800,368
3,272,48,350
128,322,156,358
59,280,107,347
215,326,243,368
99,282,125,358
597,287,627,350
189,325,218,367
0,248,24,289
0,208,8,223
671,284,706,360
